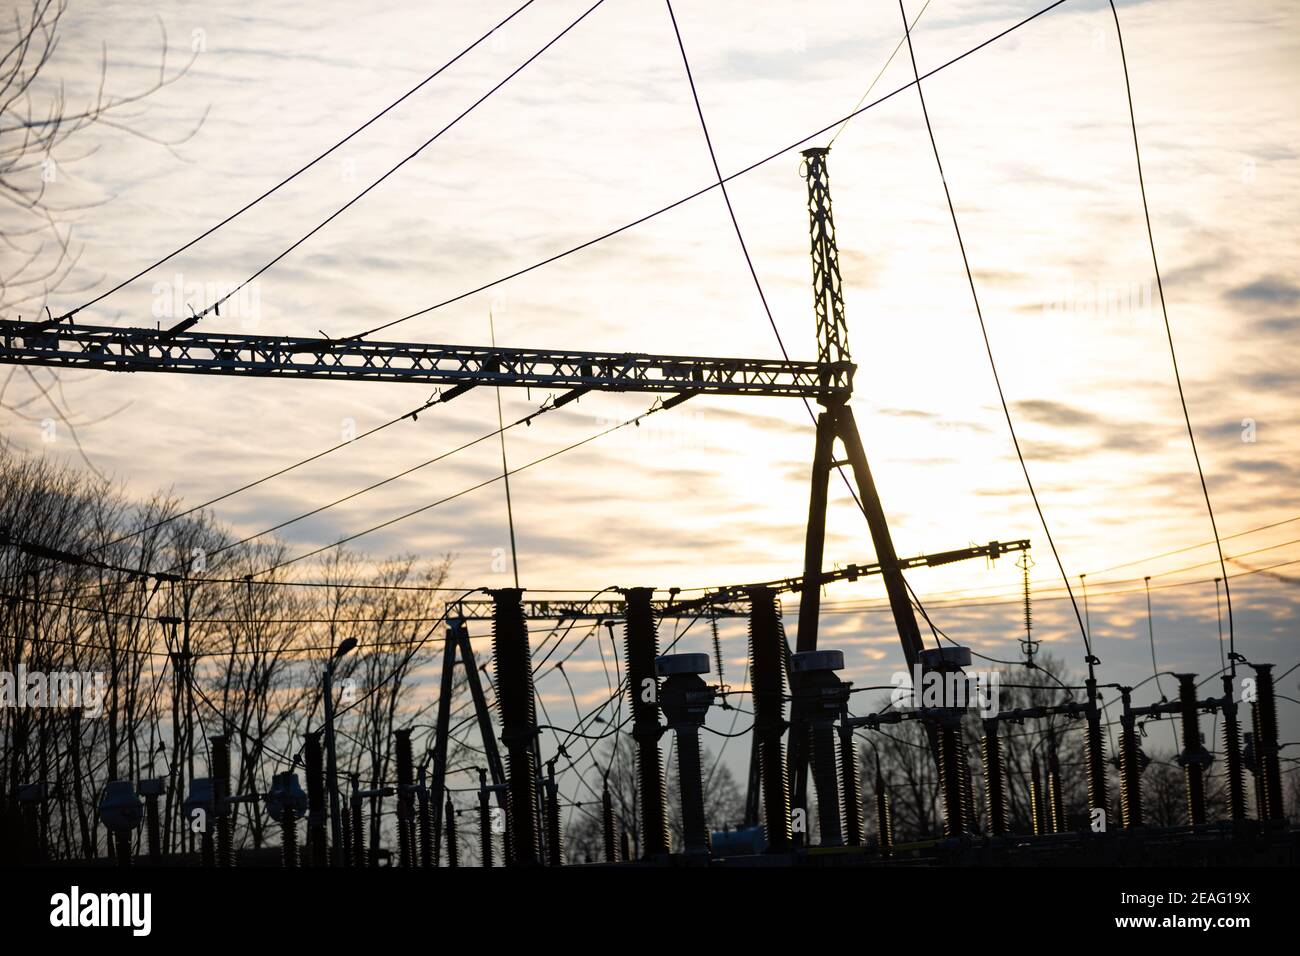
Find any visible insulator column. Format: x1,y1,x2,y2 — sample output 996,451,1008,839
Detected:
544,761,562,866
445,796,459,867
1118,688,1144,829
874,756,893,858
1084,679,1108,822
1029,755,1045,836
658,652,715,856
747,587,792,852
791,650,847,846
417,769,434,867
1252,664,1285,822
839,722,864,846
394,728,416,868
304,731,327,866
601,783,617,863
490,588,541,865
478,769,494,868
140,780,163,864
1177,674,1208,825
621,587,671,858
349,779,366,868
937,722,970,836
981,719,1008,836
1219,675,1248,822
211,734,234,867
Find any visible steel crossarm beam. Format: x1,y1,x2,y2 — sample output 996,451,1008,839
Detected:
0,321,853,399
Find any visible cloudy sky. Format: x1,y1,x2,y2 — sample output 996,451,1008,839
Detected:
3,0,1298,798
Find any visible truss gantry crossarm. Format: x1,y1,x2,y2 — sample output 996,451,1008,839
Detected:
663,539,1029,617
449,598,749,621
0,320,854,400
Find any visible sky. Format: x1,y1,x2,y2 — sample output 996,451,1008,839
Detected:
2,0,1298,801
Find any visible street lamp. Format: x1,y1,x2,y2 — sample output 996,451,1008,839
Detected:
323,637,357,866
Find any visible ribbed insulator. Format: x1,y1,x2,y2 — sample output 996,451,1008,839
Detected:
1028,758,1044,836
1085,702,1108,819
445,798,459,868
1119,720,1144,828
875,768,894,858
1047,769,1064,834
1178,674,1207,825
350,797,365,867
1220,675,1247,822
981,721,1007,836
211,735,234,867
1253,665,1285,822
936,724,968,836
839,730,863,846
418,784,434,867
479,784,494,868
747,587,791,852
810,723,843,846
304,731,327,867
490,588,540,864
545,777,563,866
394,728,415,868
676,729,709,854
601,784,617,863
622,587,670,857
281,810,298,868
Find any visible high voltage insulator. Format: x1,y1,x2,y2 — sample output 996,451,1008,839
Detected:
1118,688,1145,829
1218,675,1248,823
266,771,307,868
348,775,366,868
139,778,164,864
874,755,894,859
544,760,563,867
99,780,142,868
747,586,791,852
1176,674,1209,825
1047,749,1065,835
921,646,974,837
490,588,541,865
394,728,416,868
304,731,327,867
417,768,434,868
658,652,715,856
981,719,1008,837
1243,730,1266,822
1029,756,1045,837
791,650,848,847
839,721,863,847
445,797,459,868
1084,678,1109,823
1251,664,1285,823
478,769,494,869
211,734,234,867
621,587,671,858
1016,552,1037,666
709,605,726,699
182,777,217,867
937,724,970,837
601,783,617,863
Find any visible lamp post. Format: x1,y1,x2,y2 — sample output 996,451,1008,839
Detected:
323,637,357,866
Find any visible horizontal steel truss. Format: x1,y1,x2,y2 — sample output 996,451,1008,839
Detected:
450,599,748,621
0,321,853,399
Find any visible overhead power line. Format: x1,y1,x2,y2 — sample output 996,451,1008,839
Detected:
52,0,541,323
1107,0,1236,669
897,0,1091,660
345,0,1071,342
